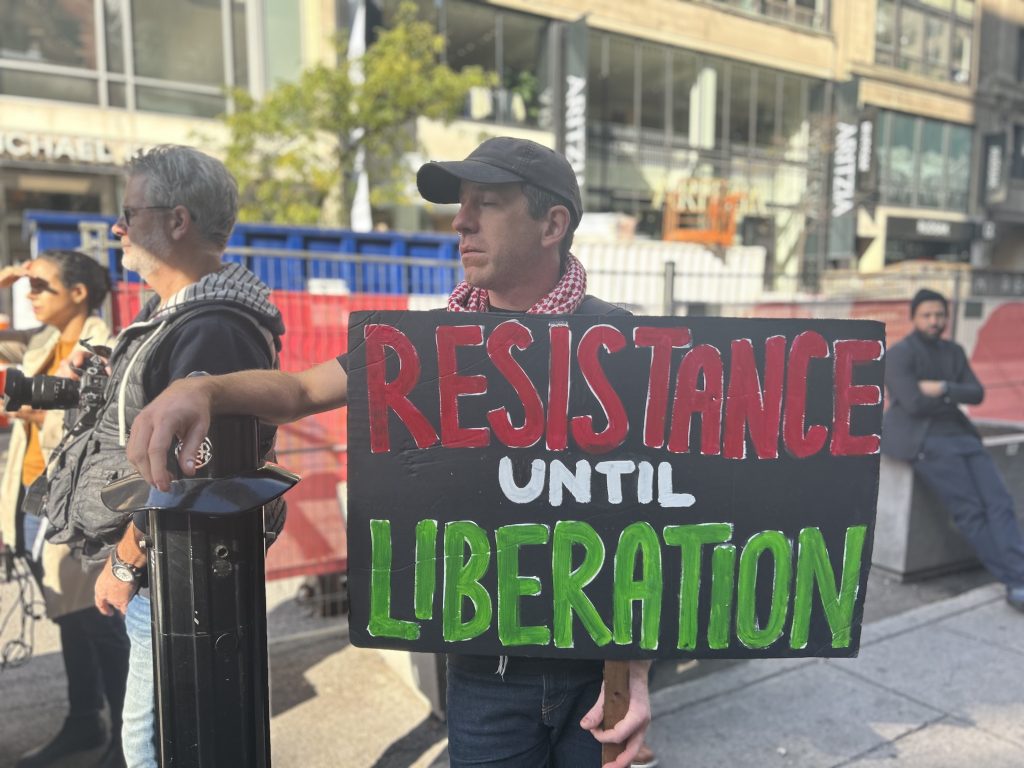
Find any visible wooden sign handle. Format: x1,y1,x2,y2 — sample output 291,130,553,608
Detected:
601,660,631,765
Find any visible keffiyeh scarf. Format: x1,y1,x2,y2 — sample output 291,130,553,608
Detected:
446,254,587,314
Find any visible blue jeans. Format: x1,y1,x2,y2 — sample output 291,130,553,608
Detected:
123,594,157,768
913,433,1024,588
446,660,603,767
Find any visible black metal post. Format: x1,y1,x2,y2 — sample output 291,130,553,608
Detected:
102,416,298,767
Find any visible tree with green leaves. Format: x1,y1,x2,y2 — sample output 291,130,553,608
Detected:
220,2,492,227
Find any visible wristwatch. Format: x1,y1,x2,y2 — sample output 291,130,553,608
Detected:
111,549,144,583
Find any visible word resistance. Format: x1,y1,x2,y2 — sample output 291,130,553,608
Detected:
367,519,867,654
364,323,883,459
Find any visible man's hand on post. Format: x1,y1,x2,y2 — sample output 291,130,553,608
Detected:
127,378,214,491
580,660,652,768
94,556,138,616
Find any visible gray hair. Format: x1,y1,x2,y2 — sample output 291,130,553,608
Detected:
126,145,238,249
521,184,575,264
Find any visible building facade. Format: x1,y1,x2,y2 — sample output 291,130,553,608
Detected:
3,0,1022,281
0,0,335,270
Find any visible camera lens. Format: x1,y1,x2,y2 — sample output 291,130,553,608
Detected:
3,369,33,411
2,369,81,411
32,375,80,410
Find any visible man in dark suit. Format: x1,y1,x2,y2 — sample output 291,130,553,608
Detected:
881,288,1024,612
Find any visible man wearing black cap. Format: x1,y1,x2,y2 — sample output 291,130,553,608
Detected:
881,288,1024,612
123,137,652,767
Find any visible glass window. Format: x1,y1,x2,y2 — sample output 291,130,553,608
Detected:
0,0,97,69
105,0,125,73
947,124,970,210
877,0,971,83
876,0,895,50
232,0,248,88
954,0,973,20
446,0,496,72
671,51,696,144
132,0,224,85
445,0,497,120
951,24,971,84
899,7,925,71
1019,28,1024,82
606,36,636,129
924,16,950,77
779,75,807,160
108,80,126,108
729,64,752,148
264,0,302,87
0,68,98,103
917,120,945,207
1013,125,1024,179
135,86,225,118
501,10,549,127
755,70,777,149
639,46,666,134
885,113,915,205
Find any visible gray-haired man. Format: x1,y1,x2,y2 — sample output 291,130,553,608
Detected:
44,145,285,767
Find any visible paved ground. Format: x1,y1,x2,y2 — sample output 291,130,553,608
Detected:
2,564,1018,768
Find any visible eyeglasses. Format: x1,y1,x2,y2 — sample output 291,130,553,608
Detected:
27,277,58,295
121,205,174,225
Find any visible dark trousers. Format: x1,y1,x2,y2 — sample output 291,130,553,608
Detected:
56,606,130,728
913,434,1024,587
446,662,603,767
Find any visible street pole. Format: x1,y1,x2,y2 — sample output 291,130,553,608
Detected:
102,416,298,767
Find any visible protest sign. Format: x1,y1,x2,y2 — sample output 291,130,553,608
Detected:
346,311,884,659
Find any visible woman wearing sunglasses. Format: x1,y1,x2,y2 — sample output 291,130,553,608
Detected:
0,250,128,768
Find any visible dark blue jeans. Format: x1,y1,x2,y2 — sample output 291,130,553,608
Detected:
913,434,1024,588
446,660,603,767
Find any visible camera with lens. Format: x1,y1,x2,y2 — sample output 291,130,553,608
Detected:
3,340,111,433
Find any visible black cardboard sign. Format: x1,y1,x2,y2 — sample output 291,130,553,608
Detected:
346,311,885,660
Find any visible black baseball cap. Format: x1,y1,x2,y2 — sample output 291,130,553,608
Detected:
416,137,583,227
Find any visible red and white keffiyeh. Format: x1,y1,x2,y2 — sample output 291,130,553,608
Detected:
446,254,587,314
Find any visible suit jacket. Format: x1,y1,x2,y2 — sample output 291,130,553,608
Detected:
880,331,983,461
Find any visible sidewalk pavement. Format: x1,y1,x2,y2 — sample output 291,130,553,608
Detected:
1,578,1021,767
645,582,1024,767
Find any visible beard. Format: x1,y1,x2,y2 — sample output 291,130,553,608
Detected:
122,231,166,277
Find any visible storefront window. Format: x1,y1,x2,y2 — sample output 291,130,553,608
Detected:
606,36,637,131
755,70,777,150
500,12,548,127
105,0,125,73
884,112,916,206
264,0,301,88
444,1,550,127
947,124,970,209
729,65,752,149
0,0,97,69
640,46,667,136
0,69,98,104
132,0,225,85
877,109,972,211
917,119,945,207
779,75,808,160
671,52,697,145
876,0,974,84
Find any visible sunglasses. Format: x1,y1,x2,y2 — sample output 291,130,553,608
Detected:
121,205,174,225
28,277,58,295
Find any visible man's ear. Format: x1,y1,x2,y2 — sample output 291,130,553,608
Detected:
168,205,193,241
541,205,571,250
